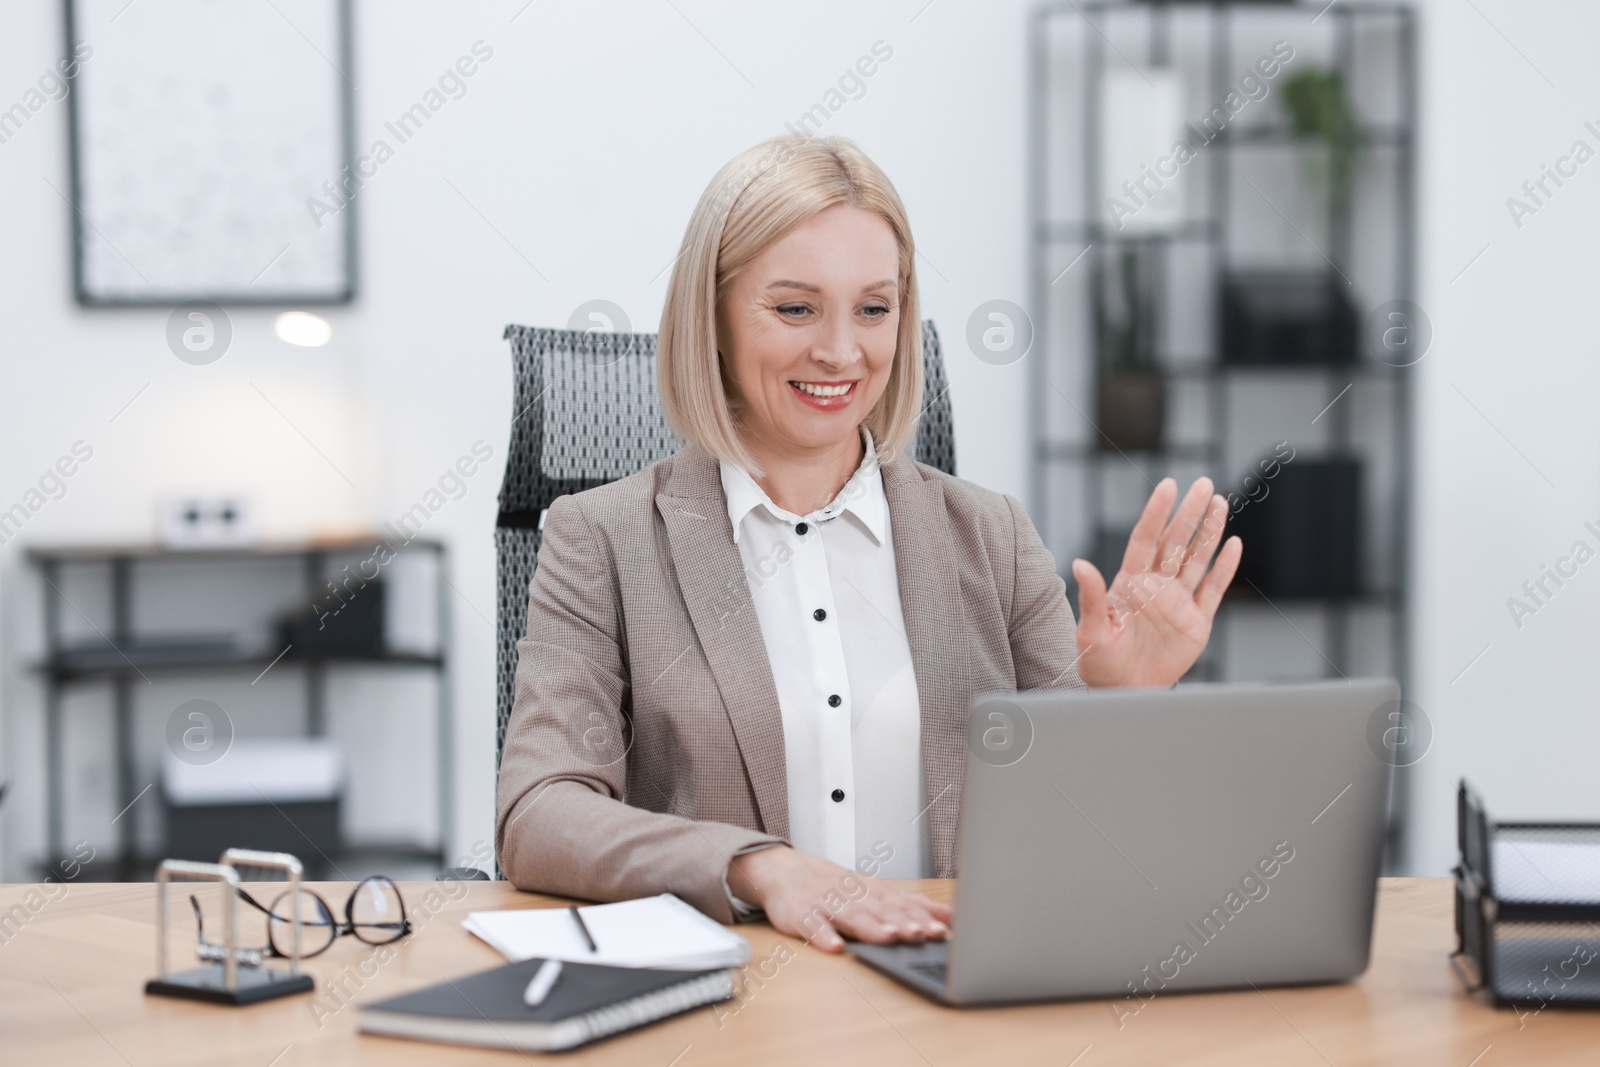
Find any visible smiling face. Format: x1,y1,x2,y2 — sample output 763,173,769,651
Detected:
716,203,902,469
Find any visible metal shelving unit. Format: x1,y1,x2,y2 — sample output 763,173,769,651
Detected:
1027,1,1417,860
27,535,451,880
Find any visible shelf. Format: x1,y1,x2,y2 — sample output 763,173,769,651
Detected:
1056,363,1409,378
1038,221,1217,245
1063,565,1400,611
26,533,444,564
1052,0,1415,16
1203,362,1407,377
42,842,449,884
1222,588,1402,609
1039,441,1218,462
37,641,443,682
1214,124,1411,148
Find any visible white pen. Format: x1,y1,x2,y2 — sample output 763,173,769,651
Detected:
522,958,564,1007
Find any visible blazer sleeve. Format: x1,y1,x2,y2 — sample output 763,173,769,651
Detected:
495,494,784,924
1003,494,1088,692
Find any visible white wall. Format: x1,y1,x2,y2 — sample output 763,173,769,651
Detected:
0,0,1594,879
1406,0,1600,872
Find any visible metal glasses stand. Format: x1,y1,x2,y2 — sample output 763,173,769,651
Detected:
145,849,315,1005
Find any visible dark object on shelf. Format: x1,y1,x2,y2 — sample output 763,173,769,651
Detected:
1096,372,1166,450
163,739,344,867
1221,271,1358,366
164,800,342,867
1226,457,1361,599
1095,246,1166,449
276,579,386,656
1452,780,1600,1007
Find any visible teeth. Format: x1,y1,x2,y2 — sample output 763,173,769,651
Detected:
793,382,853,398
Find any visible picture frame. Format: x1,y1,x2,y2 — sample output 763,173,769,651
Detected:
64,0,356,306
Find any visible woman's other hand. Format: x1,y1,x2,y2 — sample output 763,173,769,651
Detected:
1071,476,1242,688
728,846,952,953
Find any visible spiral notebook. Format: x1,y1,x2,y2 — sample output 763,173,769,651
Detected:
462,893,751,970
360,957,733,1052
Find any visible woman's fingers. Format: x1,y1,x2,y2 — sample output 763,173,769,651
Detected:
1154,477,1214,578
1177,493,1230,591
1195,535,1243,618
800,916,848,952
1071,558,1111,643
751,850,954,952
877,891,950,938
839,908,936,944
822,890,953,947
1120,477,1177,576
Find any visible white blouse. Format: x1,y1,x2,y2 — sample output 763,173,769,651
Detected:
718,430,930,890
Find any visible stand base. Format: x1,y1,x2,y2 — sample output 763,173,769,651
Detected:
146,964,314,1005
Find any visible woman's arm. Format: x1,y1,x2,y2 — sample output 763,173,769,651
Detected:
1002,493,1091,692
495,495,783,923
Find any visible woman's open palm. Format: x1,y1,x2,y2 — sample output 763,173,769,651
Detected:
1071,477,1242,688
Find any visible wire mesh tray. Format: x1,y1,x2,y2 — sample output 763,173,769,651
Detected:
1453,779,1600,1007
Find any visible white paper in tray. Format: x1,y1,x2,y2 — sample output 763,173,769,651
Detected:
1492,837,1600,904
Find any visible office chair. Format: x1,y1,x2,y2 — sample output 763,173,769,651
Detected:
438,320,955,881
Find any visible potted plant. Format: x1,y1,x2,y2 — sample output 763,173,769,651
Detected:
1281,66,1365,250
1095,244,1165,450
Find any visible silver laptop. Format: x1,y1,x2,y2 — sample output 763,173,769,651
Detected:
849,678,1399,1006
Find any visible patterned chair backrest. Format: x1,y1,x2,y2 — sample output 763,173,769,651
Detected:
494,320,956,764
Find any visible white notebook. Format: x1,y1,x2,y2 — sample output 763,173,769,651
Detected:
463,893,751,971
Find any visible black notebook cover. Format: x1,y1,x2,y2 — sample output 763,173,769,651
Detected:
360,957,733,1052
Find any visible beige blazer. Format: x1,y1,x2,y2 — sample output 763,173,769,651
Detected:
495,443,1085,922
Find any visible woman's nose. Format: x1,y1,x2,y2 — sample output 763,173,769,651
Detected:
810,319,861,370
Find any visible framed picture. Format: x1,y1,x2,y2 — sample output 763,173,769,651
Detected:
65,0,355,305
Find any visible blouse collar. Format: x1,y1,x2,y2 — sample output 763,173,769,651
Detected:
718,427,887,546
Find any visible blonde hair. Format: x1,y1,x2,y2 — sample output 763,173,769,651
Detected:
658,134,923,475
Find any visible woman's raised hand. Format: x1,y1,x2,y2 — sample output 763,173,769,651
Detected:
1070,476,1242,689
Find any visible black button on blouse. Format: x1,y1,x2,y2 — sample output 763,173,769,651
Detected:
831,789,846,803
827,694,841,707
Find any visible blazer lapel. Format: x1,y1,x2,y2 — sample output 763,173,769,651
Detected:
882,456,970,878
656,446,791,841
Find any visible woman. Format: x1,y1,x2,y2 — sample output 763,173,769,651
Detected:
495,134,1241,953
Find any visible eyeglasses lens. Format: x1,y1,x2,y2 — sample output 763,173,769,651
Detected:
267,888,337,958
350,877,407,944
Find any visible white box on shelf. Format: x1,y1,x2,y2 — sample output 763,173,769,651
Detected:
157,494,258,549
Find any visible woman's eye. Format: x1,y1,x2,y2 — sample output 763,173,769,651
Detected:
860,304,891,319
775,304,810,317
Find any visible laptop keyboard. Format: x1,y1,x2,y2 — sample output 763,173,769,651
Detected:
907,960,948,985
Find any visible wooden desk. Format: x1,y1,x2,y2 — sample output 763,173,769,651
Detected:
0,877,1593,1065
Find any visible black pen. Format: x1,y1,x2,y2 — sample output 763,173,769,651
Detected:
568,905,598,952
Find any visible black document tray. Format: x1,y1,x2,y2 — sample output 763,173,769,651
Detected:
1452,779,1600,1008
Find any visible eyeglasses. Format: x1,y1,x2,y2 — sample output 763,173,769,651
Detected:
190,875,412,966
